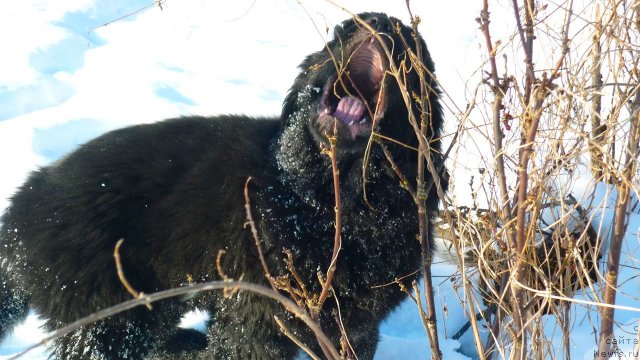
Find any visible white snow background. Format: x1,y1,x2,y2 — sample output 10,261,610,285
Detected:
0,0,638,359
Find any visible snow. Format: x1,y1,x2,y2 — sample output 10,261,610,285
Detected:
1,0,639,359
177,308,209,333
0,313,47,359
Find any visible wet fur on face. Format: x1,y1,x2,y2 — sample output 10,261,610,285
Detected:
0,12,446,360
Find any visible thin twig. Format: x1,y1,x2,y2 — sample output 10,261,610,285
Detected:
379,141,416,198
244,177,278,291
590,5,606,179
317,120,342,309
113,239,152,310
282,249,311,303
274,316,322,360
9,280,340,360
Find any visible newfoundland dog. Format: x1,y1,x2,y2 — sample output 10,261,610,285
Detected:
0,12,445,359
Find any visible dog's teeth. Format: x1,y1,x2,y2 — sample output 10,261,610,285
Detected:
359,118,367,124
349,120,355,125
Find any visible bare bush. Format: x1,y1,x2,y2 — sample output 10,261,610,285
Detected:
436,0,640,359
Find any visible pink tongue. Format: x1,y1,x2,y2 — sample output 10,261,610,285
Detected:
334,96,366,125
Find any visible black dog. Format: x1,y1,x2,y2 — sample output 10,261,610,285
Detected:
0,12,445,359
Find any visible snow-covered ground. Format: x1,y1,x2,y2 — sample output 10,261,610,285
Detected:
1,0,639,359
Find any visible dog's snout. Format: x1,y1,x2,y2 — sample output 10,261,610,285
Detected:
366,15,391,32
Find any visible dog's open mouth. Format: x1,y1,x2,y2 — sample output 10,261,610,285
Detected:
317,36,387,140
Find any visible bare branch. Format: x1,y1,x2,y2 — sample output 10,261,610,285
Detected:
597,88,640,353
244,177,278,291
590,5,606,179
317,120,342,309
274,316,322,360
113,239,152,310
10,280,340,360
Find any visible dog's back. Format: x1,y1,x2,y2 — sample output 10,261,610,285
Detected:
0,115,280,357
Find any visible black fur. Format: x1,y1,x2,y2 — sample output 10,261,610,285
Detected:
0,13,445,359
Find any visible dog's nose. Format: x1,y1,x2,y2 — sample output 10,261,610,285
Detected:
366,15,390,32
